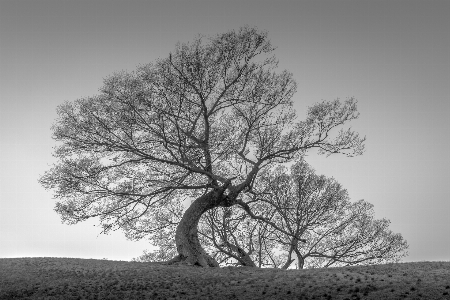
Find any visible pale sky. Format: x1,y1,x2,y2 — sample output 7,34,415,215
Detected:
0,0,449,263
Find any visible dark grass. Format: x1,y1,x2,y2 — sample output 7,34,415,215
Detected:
1,258,449,299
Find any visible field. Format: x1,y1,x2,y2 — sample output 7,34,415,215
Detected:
0,258,449,299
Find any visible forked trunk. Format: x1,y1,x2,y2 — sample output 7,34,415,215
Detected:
166,188,228,267
282,237,305,269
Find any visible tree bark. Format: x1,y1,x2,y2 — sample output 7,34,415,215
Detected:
166,185,231,267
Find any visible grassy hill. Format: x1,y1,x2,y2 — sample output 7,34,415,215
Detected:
0,257,449,299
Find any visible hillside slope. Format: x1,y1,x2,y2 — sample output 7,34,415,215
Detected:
0,258,449,299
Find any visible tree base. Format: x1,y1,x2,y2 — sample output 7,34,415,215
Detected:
161,254,219,267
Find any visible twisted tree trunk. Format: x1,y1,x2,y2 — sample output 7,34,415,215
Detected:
166,184,232,267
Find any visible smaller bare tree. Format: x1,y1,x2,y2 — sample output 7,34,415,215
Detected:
237,158,409,269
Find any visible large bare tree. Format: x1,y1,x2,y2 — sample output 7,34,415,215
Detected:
39,26,365,267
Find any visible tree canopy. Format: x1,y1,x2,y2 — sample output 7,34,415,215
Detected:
39,26,368,267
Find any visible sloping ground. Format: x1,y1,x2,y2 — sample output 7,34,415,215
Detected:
0,258,449,300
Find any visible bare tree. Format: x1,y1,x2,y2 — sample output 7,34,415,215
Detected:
39,26,365,267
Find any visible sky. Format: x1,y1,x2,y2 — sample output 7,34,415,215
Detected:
0,0,449,263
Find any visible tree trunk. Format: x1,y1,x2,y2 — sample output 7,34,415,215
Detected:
166,187,230,267
294,248,305,269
